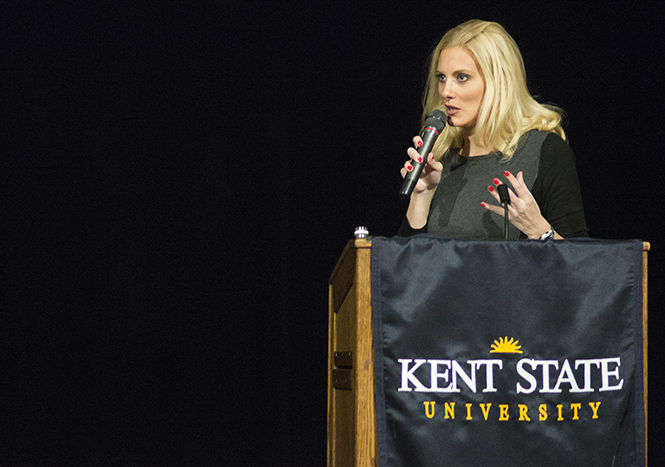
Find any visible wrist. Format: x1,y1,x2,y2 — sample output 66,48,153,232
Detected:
527,220,553,240
538,226,554,240
406,190,436,229
411,188,436,200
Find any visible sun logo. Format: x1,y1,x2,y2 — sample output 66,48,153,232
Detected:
490,336,523,354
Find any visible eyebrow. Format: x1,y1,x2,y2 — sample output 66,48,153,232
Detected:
436,69,474,75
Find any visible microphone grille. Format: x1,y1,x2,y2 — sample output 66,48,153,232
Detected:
424,110,447,132
497,184,511,204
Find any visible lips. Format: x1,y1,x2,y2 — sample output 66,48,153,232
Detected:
445,105,460,115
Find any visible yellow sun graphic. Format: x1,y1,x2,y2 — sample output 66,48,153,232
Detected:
490,336,523,354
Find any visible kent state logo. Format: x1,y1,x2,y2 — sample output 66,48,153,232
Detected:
397,337,622,422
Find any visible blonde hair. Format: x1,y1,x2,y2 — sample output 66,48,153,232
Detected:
422,19,565,159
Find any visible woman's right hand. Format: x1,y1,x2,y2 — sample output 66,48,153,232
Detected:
399,136,443,195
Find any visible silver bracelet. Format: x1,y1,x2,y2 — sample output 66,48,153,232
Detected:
539,226,554,241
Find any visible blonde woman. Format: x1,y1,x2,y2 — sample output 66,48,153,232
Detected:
399,20,587,240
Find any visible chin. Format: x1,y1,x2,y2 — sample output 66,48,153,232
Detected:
447,114,466,125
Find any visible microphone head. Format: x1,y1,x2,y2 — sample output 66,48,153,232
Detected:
497,184,511,205
424,110,447,132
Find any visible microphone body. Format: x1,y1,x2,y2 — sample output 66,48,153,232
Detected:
497,184,511,240
399,110,447,199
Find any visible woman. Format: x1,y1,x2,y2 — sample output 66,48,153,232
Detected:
399,20,587,240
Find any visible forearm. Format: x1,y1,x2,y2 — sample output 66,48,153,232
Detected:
406,191,436,229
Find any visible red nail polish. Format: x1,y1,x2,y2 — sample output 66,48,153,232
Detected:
417,141,423,147
488,185,494,192
504,171,510,176
480,202,486,207
407,165,413,171
418,157,423,163
493,178,500,185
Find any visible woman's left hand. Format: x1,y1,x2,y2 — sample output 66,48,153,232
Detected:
482,171,552,240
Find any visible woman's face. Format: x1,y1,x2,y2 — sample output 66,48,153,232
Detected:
436,47,485,133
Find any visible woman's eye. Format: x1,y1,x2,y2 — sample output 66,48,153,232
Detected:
457,73,469,82
436,73,446,83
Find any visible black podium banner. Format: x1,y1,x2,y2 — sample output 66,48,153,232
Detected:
371,236,644,467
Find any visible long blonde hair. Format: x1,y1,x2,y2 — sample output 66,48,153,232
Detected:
422,19,565,159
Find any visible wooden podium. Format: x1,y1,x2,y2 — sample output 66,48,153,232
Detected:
327,239,375,466
326,238,650,466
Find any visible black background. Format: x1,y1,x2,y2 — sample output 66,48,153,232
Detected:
5,2,664,465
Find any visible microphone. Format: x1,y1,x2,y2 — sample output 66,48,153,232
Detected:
497,184,511,240
399,110,447,198
497,184,510,205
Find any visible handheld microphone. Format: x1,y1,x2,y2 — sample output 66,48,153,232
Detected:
399,110,447,199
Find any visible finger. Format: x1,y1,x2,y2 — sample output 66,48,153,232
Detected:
517,170,525,184
407,147,424,164
487,184,501,203
480,201,505,217
425,153,444,173
497,184,523,211
505,185,519,205
489,179,520,207
400,163,414,179
412,136,424,149
502,170,530,198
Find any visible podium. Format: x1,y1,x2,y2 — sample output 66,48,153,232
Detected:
327,238,375,466
326,238,649,466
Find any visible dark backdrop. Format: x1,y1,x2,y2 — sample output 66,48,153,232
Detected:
6,2,665,465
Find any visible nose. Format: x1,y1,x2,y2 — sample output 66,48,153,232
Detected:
439,81,454,100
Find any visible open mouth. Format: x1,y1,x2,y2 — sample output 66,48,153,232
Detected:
445,105,460,115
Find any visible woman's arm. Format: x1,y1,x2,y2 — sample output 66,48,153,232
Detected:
482,133,588,239
398,136,444,235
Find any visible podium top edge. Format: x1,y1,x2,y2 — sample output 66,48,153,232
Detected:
342,238,649,250
330,240,649,281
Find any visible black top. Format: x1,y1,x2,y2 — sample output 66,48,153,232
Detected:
398,131,588,239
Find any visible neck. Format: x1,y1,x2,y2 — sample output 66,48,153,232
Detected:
461,137,493,157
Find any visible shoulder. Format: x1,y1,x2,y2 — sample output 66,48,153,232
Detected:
508,130,558,165
512,129,556,155
539,132,575,168
519,129,566,148
541,131,571,152
534,131,581,189
516,130,574,165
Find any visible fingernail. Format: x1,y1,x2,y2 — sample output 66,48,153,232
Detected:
480,202,487,207
493,178,500,185
407,165,413,171
417,141,423,147
504,171,510,176
488,186,494,192
418,157,423,163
